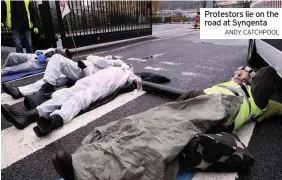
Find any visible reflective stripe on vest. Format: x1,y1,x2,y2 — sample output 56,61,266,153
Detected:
217,84,252,117
204,81,265,130
5,0,33,28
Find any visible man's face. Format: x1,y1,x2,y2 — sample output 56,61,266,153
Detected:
232,70,250,83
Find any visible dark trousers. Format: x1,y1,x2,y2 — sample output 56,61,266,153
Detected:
251,66,282,109
11,29,33,53
177,66,282,110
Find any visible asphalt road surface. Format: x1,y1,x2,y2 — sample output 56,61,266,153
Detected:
1,24,281,180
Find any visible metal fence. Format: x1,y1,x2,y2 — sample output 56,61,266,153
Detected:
1,1,152,50
55,0,152,48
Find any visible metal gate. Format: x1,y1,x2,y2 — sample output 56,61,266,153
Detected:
54,1,152,48
1,1,152,50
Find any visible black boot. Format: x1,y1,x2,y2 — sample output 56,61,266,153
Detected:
1,104,39,129
52,150,74,180
35,114,63,136
2,83,23,99
39,82,55,93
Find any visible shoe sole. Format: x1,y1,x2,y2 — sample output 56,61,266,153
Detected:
1,104,25,130
2,83,22,99
33,126,48,137
52,151,74,180
37,116,51,134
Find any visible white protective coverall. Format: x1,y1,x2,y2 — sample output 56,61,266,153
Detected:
43,54,127,85
36,67,137,124
17,55,129,96
1,48,57,76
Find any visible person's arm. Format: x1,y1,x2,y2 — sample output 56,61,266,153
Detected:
86,55,126,69
127,71,138,84
1,1,6,25
28,1,38,28
77,60,93,77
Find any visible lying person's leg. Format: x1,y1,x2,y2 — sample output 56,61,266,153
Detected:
41,54,84,92
1,60,45,76
2,74,69,99
36,67,134,135
256,100,282,122
251,66,282,110
36,90,89,135
1,96,64,130
2,84,79,130
2,52,31,68
34,79,93,135
2,52,46,76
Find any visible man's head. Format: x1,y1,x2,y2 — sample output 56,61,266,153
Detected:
55,48,73,59
232,66,255,84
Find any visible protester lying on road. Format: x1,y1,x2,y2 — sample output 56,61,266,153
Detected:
50,66,282,180
1,48,72,76
2,54,130,99
2,66,137,133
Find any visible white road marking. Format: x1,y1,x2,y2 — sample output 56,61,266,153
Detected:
127,53,165,62
153,27,190,35
195,65,221,71
161,61,183,66
94,30,197,55
1,90,145,169
193,172,238,180
192,121,256,180
182,72,200,77
127,57,147,62
1,93,23,105
191,41,248,47
144,66,168,71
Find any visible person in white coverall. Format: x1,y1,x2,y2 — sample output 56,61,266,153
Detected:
2,54,129,99
1,48,71,76
2,66,137,135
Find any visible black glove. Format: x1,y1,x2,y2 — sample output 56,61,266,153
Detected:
77,61,87,69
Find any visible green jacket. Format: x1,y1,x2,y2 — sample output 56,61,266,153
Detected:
204,81,265,130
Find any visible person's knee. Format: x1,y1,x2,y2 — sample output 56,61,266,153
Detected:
8,52,18,59
255,66,277,79
52,54,65,64
14,40,22,48
262,66,276,74
48,54,61,64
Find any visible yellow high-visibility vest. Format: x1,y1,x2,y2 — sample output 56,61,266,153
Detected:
204,81,265,130
5,0,33,28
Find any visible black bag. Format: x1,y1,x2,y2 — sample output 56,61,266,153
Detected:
180,132,255,172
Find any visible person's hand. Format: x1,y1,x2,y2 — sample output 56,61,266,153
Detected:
34,27,39,34
1,23,4,28
77,61,87,69
36,51,47,64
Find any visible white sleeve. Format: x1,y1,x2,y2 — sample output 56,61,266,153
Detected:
36,48,55,55
86,55,126,69
82,67,93,77
127,71,138,83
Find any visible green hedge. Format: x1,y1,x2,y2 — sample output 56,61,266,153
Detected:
152,16,163,23
164,16,171,23
171,15,187,22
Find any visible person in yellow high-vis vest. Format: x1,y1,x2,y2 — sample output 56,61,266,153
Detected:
177,66,282,131
1,0,38,53
49,66,282,180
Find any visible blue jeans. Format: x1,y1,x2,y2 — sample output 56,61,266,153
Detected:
11,29,33,53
